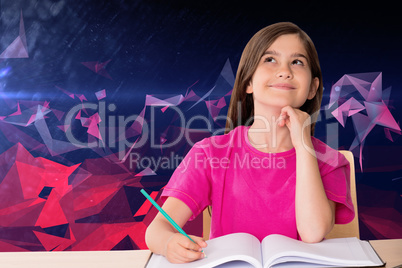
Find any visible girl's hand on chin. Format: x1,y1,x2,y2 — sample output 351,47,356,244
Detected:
276,106,312,150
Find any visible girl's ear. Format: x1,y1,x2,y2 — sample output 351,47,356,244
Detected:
246,81,253,94
307,77,319,100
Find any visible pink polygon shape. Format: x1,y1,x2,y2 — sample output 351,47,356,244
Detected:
384,128,402,142
75,110,82,120
56,86,75,99
87,119,102,140
0,11,28,59
364,101,401,131
351,113,375,143
51,109,65,121
346,75,370,100
183,89,199,102
134,167,157,177
331,97,365,127
366,73,383,102
34,108,81,156
76,94,87,102
95,89,106,100
216,97,226,108
81,60,112,80
220,59,235,87
187,86,215,111
145,94,184,107
123,107,146,140
8,103,21,116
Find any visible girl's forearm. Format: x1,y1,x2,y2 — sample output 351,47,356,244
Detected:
295,143,335,243
145,197,197,257
145,215,177,255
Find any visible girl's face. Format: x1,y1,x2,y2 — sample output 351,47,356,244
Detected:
246,34,319,113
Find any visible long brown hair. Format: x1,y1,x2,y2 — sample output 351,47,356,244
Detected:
225,22,323,135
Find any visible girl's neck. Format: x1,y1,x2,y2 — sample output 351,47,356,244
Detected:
248,108,294,153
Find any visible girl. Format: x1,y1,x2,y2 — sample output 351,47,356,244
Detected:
145,22,354,264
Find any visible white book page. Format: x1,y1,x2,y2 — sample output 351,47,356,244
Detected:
147,233,263,268
361,240,384,265
261,235,383,268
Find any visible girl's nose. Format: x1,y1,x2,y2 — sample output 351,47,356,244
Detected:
276,64,293,79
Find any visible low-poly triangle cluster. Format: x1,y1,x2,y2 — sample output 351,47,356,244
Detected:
0,143,168,251
327,72,401,169
0,11,28,59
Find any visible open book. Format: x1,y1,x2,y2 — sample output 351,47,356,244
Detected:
146,233,384,268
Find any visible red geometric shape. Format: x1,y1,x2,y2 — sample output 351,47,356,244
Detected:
0,240,28,252
33,231,73,251
0,164,25,210
81,60,112,80
35,191,68,229
98,188,134,221
69,224,105,251
134,191,158,217
0,200,45,227
0,142,169,251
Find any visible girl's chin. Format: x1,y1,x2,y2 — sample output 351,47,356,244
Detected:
256,97,305,110
255,100,294,109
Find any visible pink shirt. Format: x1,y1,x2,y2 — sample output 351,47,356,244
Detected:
162,126,355,241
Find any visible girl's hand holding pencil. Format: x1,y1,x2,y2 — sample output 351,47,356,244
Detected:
163,233,207,263
141,189,207,263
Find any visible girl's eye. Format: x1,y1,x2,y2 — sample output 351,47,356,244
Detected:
264,57,276,63
292,59,304,66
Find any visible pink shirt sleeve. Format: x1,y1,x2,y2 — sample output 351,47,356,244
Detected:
161,140,212,221
315,144,355,224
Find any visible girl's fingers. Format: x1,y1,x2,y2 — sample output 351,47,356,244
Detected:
276,106,312,149
280,106,297,120
176,246,204,262
178,239,196,251
276,112,288,127
166,244,204,263
165,234,206,263
189,235,208,248
276,106,294,127
278,106,309,127
278,114,290,127
175,235,206,262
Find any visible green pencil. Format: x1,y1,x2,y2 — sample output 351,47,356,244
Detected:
140,189,204,253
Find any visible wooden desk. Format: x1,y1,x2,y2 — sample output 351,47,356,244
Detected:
0,250,151,268
0,239,400,268
369,239,402,268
